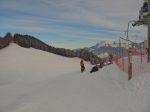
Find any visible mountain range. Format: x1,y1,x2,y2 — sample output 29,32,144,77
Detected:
0,32,101,64
81,40,124,58
81,40,144,58
2,32,144,61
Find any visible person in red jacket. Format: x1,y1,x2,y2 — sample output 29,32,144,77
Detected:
80,60,85,72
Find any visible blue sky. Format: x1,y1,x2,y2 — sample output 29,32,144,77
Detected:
0,0,147,49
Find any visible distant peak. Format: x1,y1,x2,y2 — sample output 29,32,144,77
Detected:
95,40,116,48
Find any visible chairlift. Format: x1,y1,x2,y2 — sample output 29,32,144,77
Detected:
139,0,148,20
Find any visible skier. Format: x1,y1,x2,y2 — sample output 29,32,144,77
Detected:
90,64,99,73
80,60,85,72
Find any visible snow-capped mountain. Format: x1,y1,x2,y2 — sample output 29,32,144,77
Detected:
94,40,117,49
83,40,120,57
84,40,145,58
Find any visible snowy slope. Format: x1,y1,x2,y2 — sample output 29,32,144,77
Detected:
0,43,150,112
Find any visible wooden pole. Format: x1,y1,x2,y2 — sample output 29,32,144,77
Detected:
128,48,132,80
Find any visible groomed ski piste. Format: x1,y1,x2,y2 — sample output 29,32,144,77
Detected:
0,43,150,112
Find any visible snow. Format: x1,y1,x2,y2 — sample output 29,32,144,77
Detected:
96,40,117,48
98,52,109,58
0,43,150,112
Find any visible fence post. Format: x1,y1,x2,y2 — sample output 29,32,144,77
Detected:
122,47,124,71
140,46,143,64
128,48,132,80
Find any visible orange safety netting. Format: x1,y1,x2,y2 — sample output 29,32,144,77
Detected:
115,48,148,75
